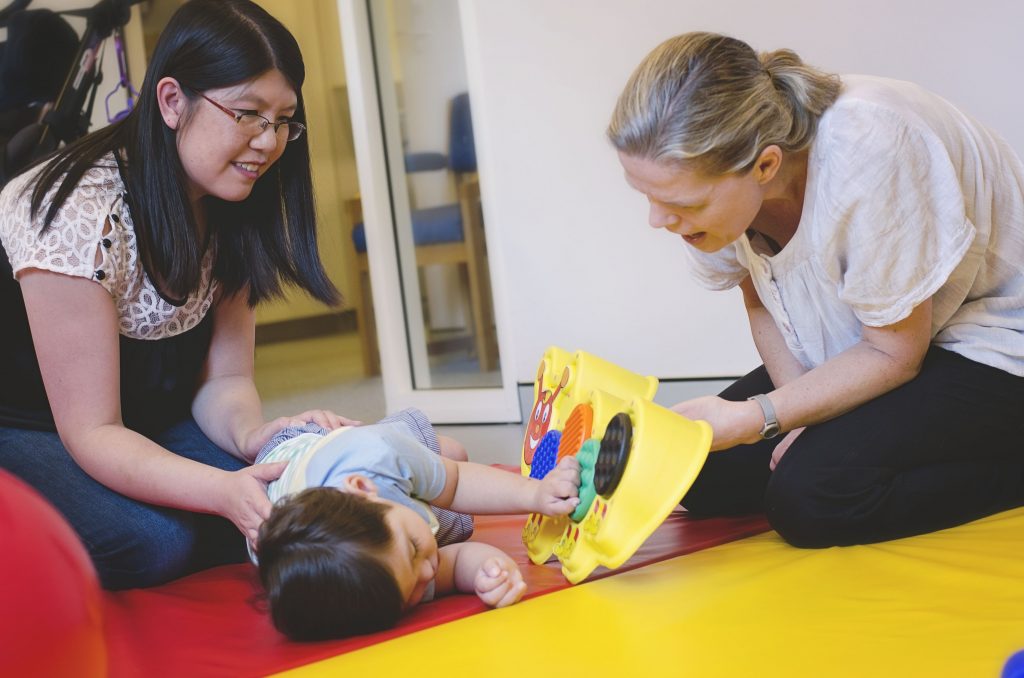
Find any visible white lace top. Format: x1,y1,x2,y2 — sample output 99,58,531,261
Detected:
684,76,1024,377
0,153,217,340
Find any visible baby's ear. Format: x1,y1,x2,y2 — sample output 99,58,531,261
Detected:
341,473,379,498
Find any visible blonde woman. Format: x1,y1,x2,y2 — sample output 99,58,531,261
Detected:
610,32,1024,546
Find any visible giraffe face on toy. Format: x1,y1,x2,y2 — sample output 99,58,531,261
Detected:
523,363,570,465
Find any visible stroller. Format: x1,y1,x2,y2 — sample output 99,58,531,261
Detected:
0,0,142,188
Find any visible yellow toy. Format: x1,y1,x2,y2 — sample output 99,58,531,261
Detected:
521,347,712,584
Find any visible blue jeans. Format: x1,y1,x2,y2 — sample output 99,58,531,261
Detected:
0,418,248,589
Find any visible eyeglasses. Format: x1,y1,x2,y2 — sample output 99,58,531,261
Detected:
193,91,306,142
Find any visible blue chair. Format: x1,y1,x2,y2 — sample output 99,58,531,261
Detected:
346,92,497,376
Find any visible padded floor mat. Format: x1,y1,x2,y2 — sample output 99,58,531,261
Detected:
281,507,1024,678
104,510,768,677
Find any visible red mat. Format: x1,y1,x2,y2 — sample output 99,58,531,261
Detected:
103,510,768,677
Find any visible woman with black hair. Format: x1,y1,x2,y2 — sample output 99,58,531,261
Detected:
0,0,354,589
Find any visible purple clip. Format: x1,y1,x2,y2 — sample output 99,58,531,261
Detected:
105,28,140,124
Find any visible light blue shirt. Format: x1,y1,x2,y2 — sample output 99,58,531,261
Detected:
251,421,448,565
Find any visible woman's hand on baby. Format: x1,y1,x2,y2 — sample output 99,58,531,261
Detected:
288,409,362,430
239,410,362,460
474,555,527,608
534,456,581,516
215,462,288,545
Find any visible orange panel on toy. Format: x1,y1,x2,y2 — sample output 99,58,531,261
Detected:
557,403,594,462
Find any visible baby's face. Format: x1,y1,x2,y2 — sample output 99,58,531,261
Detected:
377,499,439,608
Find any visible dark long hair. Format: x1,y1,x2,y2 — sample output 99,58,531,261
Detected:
257,488,405,641
28,0,338,306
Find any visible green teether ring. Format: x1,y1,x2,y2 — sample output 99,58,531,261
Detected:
571,438,600,521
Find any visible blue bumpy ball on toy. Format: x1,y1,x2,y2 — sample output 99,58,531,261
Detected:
1004,650,1024,678
529,430,561,479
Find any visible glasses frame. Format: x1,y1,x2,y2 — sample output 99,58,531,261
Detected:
192,90,306,142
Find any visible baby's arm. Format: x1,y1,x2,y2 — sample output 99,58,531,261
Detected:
433,542,526,608
432,455,580,517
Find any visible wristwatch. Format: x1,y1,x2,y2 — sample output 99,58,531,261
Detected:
747,394,781,439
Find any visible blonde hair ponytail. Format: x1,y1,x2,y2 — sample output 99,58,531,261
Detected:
760,48,841,153
608,32,841,174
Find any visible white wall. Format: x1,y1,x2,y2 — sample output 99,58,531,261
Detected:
465,0,1024,383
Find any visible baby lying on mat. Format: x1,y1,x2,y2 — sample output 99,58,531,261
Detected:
253,408,580,641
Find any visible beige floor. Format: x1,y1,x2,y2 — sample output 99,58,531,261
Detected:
254,332,384,421
253,331,525,466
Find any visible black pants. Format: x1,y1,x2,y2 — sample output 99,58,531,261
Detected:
681,346,1024,547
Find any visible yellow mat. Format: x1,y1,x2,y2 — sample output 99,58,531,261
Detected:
280,507,1024,677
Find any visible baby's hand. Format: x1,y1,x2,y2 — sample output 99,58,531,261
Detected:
474,556,527,608
534,455,581,516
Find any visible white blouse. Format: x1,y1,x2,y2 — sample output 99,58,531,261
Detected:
0,154,216,340
685,75,1024,377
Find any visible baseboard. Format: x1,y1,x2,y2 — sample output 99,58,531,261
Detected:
425,329,474,356
255,310,357,345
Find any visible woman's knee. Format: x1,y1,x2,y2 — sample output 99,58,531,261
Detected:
90,510,200,589
764,465,886,548
765,472,838,547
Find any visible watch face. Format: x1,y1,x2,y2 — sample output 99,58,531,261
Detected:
762,423,781,439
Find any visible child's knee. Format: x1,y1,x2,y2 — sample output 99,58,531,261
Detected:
438,436,468,462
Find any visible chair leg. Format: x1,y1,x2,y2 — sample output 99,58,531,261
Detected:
345,197,380,377
463,244,496,373
464,266,491,372
350,255,380,377
360,268,381,376
458,176,497,373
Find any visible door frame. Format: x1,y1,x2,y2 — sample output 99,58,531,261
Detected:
336,0,521,423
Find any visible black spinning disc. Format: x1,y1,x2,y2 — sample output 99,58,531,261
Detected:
594,412,632,497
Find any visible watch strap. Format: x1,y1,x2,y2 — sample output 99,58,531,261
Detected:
747,393,781,439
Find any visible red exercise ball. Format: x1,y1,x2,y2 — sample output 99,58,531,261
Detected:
0,470,106,677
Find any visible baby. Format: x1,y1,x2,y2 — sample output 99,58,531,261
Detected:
253,409,580,641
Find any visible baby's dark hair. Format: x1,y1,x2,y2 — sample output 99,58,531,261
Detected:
256,487,404,641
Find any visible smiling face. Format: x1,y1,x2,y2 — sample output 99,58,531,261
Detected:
161,68,298,207
618,152,768,253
